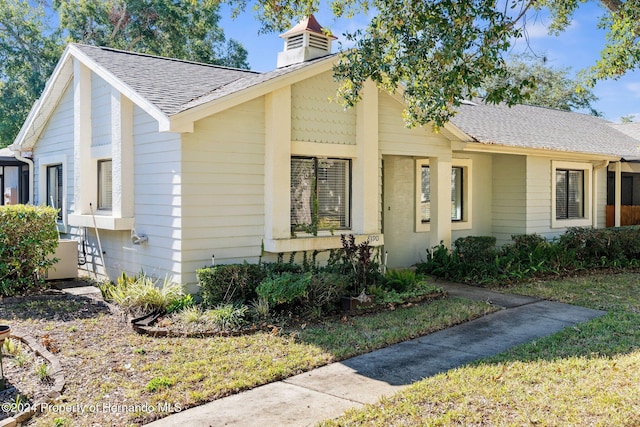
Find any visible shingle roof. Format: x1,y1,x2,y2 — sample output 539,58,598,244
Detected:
73,44,259,116
73,44,334,117
450,101,640,158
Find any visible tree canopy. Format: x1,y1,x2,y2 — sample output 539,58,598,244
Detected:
0,0,249,148
481,54,601,116
239,0,640,128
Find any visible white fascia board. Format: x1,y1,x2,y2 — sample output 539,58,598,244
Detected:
68,45,171,132
167,57,336,132
460,141,621,161
13,47,75,150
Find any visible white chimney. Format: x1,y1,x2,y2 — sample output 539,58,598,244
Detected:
277,15,337,68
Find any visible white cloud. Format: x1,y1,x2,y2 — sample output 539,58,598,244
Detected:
625,82,640,98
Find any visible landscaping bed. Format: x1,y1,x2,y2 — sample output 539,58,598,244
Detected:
0,282,494,426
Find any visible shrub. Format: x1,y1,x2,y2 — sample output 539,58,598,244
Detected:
384,269,418,293
304,272,350,312
256,272,312,306
454,236,497,264
197,263,266,307
0,205,59,296
204,304,248,330
104,273,184,315
325,234,384,295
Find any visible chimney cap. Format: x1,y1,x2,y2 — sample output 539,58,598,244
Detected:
280,14,337,40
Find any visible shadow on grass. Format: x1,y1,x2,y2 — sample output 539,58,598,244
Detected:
0,293,110,322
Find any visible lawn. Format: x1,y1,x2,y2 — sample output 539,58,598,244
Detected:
0,289,494,426
323,272,640,426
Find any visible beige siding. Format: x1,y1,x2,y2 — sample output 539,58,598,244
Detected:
291,71,356,144
595,166,607,228
525,157,553,237
378,93,450,156
492,154,527,245
181,97,266,284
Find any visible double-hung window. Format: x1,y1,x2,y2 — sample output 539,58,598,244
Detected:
98,159,113,210
555,169,584,220
291,157,351,231
46,164,63,221
420,165,464,222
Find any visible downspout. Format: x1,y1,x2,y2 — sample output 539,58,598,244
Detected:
592,160,609,228
9,145,34,205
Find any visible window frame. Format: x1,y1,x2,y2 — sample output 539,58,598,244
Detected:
415,158,472,232
97,159,113,211
290,156,352,233
551,161,592,228
39,155,67,227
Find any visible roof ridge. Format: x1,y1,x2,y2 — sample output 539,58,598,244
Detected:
71,43,260,74
470,97,611,122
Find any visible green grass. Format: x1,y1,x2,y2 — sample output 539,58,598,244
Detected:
324,272,640,426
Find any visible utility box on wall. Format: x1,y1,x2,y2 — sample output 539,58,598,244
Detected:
45,239,79,280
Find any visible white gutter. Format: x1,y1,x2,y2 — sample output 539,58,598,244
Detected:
9,145,34,204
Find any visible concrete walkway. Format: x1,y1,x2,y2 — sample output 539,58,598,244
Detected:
146,282,605,427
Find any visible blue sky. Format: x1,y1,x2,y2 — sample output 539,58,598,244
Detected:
218,2,640,123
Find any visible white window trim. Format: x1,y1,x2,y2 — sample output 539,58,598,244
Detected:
415,158,473,232
551,160,592,228
39,154,68,230
97,158,113,213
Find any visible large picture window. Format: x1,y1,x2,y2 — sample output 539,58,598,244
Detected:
420,165,464,222
291,157,351,231
98,159,113,210
46,164,63,221
556,169,584,220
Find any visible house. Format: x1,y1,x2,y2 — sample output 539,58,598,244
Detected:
0,147,29,206
11,16,640,288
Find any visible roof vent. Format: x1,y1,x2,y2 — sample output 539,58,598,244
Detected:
277,15,336,68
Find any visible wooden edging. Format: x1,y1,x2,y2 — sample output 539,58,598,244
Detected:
1,332,66,427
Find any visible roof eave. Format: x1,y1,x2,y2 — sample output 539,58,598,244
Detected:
12,45,75,151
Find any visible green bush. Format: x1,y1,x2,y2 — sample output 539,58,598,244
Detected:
0,205,59,296
256,272,312,306
103,273,185,315
197,263,266,307
304,271,349,312
384,269,418,293
417,227,640,286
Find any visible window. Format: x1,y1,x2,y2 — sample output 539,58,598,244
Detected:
556,169,584,220
291,157,351,231
98,159,112,210
46,164,63,221
420,165,463,222
420,165,431,222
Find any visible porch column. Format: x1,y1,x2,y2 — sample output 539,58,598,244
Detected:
431,156,452,248
615,161,621,227
73,60,92,214
264,86,292,240
353,79,379,234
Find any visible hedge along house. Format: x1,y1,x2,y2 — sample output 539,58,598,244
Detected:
10,16,640,288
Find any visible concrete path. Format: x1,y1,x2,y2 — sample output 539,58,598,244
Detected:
146,282,605,427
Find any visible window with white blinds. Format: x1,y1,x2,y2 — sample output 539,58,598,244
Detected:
556,169,584,220
46,164,63,220
291,157,351,230
420,166,463,222
98,159,113,210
